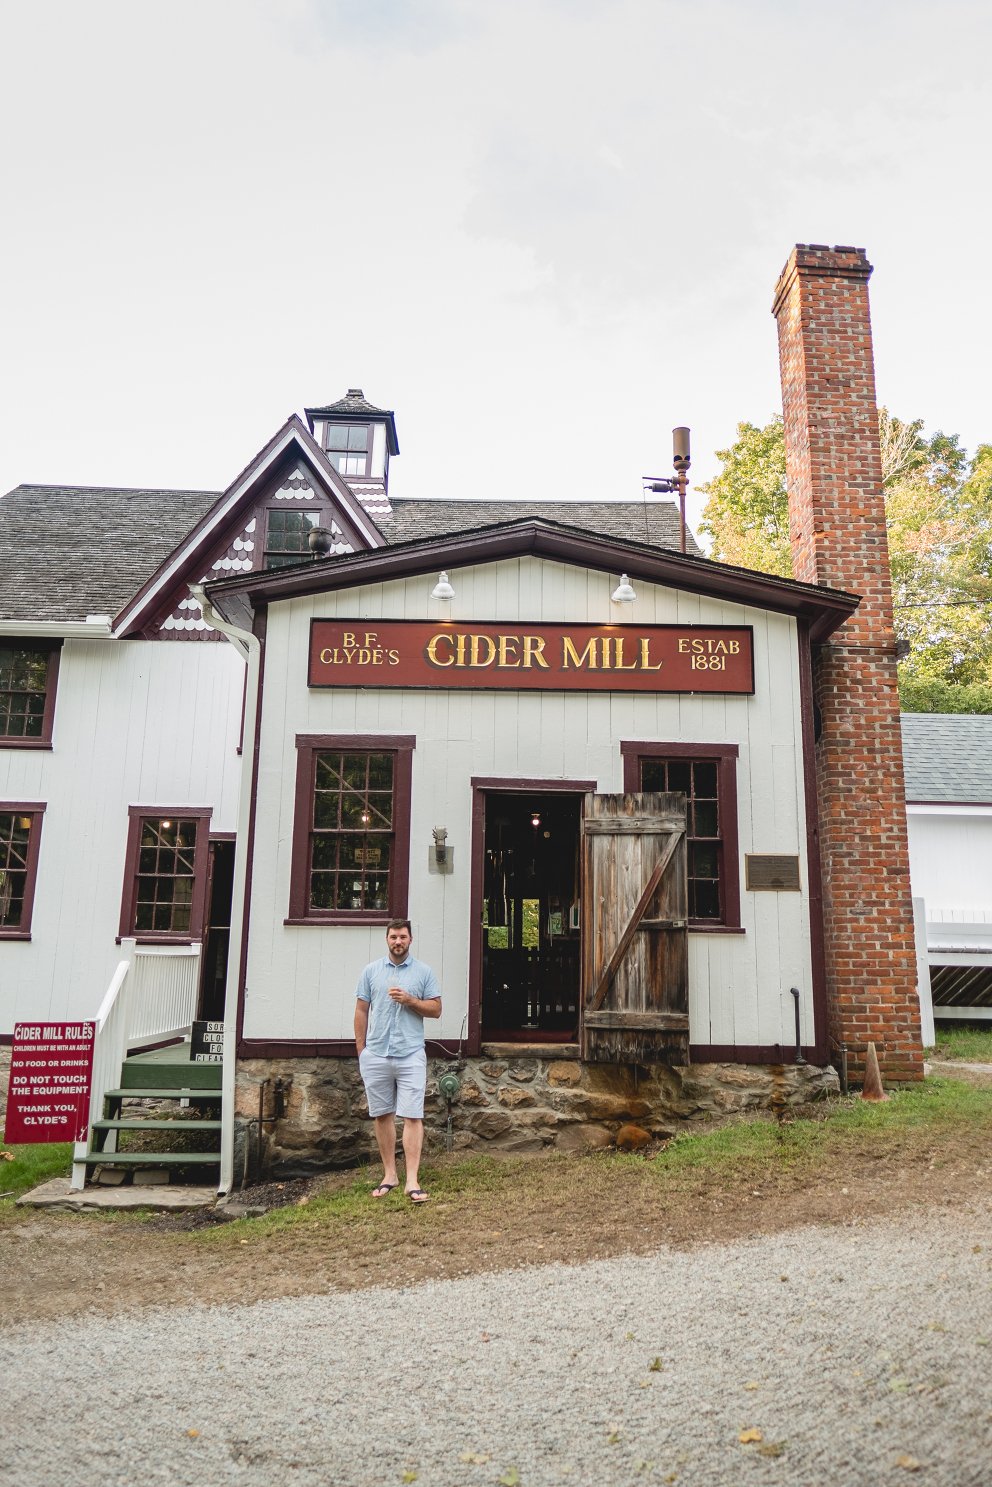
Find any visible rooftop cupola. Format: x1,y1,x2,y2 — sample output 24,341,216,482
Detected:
304,389,399,520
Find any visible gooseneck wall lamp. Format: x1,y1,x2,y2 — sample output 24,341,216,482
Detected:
642,425,692,554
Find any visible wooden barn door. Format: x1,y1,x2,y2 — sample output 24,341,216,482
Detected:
581,792,689,1065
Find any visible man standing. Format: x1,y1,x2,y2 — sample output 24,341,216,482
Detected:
354,918,441,1204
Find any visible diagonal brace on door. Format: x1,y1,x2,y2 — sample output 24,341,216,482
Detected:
586,830,681,1014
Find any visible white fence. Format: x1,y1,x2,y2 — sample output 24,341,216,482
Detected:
71,940,202,1189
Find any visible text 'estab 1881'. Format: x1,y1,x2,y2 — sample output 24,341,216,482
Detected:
309,621,754,693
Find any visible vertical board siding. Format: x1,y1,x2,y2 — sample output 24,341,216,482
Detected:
243,558,815,1051
0,639,245,1030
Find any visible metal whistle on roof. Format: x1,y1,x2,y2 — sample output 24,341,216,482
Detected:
642,425,691,554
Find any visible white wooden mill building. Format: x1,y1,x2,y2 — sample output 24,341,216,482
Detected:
0,382,864,1190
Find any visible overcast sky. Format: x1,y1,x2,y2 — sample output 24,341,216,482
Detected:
1,0,989,535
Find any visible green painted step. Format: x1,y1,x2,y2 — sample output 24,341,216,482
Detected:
85,1151,221,1166
93,1119,222,1131
103,1088,223,1101
121,1044,222,1090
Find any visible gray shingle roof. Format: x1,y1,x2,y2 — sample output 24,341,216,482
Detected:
305,389,392,418
377,498,700,554
900,713,992,803
0,484,220,624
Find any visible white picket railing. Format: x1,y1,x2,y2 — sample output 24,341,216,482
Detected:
70,940,202,1190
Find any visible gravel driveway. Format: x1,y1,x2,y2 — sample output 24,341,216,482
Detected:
3,1208,991,1486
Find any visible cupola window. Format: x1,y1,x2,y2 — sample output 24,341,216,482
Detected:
324,424,369,477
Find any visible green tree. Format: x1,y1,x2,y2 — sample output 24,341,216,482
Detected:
696,417,792,578
697,410,992,704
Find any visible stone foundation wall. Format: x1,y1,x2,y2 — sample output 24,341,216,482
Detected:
235,1054,840,1180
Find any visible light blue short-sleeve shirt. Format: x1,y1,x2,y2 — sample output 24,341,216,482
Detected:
355,954,441,1058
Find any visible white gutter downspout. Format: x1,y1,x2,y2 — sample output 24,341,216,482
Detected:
190,585,258,1194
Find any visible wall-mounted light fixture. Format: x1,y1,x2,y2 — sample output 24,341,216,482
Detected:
611,573,637,604
429,825,454,874
530,812,541,828
431,572,455,600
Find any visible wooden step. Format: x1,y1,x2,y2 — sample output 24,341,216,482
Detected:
120,1057,222,1091
87,1150,221,1164
93,1119,222,1132
103,1088,223,1101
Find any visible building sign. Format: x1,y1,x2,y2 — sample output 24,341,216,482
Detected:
3,1022,94,1145
191,1020,225,1063
309,621,754,694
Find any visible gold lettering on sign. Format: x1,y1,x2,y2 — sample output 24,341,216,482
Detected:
561,636,598,670
388,649,399,664
319,648,333,664
498,635,520,668
456,633,467,666
426,634,455,667
613,637,638,670
523,635,550,668
470,634,496,667
343,632,358,648
364,632,378,647
639,638,662,671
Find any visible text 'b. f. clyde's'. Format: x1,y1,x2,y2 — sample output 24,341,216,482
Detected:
309,621,754,694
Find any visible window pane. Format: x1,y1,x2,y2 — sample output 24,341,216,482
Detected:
692,879,720,919
0,647,49,739
693,761,718,797
326,426,349,450
348,426,369,450
316,753,343,789
691,842,719,878
641,760,666,792
342,754,368,790
313,791,340,829
693,800,719,837
367,754,393,791
310,872,337,909
341,791,370,829
365,792,392,829
311,835,339,871
667,760,692,795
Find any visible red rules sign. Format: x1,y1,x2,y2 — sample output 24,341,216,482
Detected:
3,1022,95,1144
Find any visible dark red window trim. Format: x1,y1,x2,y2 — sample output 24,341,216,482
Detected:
0,644,61,751
117,805,213,945
286,733,415,926
621,741,741,930
0,801,46,939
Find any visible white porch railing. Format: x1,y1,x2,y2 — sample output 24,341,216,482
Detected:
71,940,202,1189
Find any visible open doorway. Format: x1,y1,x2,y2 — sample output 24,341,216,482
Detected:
197,838,235,1022
479,790,582,1042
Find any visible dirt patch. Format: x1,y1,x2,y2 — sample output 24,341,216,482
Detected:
4,1109,992,1329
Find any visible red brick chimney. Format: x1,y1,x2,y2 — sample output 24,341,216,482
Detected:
772,244,922,1084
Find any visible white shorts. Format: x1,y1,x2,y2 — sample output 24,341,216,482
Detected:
359,1047,428,1119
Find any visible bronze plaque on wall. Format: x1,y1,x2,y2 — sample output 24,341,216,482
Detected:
745,855,801,891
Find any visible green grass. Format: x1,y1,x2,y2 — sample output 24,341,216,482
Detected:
654,1076,992,1177
0,1141,74,1205
931,1026,992,1062
187,1077,992,1253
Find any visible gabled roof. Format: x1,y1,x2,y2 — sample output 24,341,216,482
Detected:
205,516,860,643
113,415,386,637
379,498,699,554
901,713,992,804
0,483,220,624
304,388,399,455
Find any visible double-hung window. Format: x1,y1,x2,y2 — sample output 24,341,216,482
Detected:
288,735,414,925
621,742,741,930
119,807,212,943
0,645,60,748
0,803,46,938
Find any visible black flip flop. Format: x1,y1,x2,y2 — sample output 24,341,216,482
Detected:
407,1188,429,1204
371,1182,398,1198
